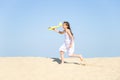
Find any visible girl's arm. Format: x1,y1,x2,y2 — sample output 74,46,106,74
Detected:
53,28,65,34
66,29,74,47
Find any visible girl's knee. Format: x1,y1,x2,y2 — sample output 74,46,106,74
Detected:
68,53,73,57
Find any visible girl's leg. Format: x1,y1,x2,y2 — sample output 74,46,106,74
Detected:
60,51,64,64
68,43,83,61
69,53,83,61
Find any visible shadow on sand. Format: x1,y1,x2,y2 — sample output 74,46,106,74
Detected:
51,58,86,66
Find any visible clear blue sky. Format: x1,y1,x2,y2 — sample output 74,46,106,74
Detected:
0,0,120,58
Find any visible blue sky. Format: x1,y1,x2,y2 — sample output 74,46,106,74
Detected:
0,0,120,58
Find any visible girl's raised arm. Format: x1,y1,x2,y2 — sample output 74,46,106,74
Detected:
53,28,65,34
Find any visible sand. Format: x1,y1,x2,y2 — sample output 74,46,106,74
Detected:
0,57,120,80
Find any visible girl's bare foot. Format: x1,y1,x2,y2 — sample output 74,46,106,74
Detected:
79,55,83,61
60,61,64,64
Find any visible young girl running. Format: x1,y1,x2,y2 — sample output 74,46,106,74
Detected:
53,21,83,64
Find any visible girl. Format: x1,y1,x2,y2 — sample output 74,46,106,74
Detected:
53,21,83,64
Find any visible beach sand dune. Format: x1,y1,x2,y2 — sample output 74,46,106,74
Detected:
0,57,120,80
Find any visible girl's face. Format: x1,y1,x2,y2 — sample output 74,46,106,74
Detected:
62,23,68,29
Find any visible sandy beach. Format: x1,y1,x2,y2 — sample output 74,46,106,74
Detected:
0,57,120,80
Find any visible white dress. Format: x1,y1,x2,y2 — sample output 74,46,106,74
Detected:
59,32,74,56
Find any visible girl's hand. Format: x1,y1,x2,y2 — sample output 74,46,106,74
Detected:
52,28,56,30
69,43,72,48
52,28,59,33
